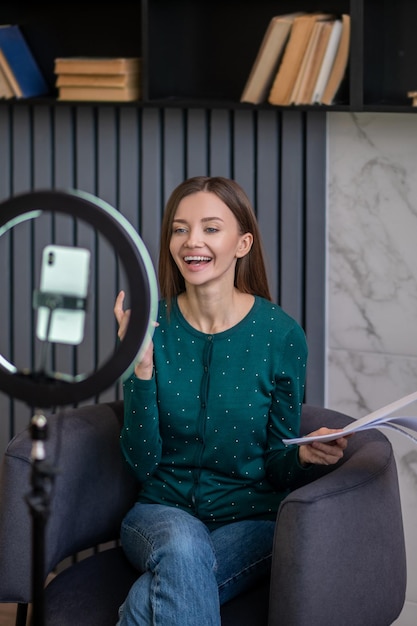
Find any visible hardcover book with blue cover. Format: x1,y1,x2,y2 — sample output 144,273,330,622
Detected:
0,24,49,97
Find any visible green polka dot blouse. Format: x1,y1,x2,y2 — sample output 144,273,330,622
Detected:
121,296,310,529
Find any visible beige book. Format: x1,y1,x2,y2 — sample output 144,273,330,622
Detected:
0,49,22,97
289,20,326,104
268,13,333,106
54,57,141,75
293,20,335,105
0,58,15,98
240,12,303,105
57,84,141,102
56,72,140,88
408,91,417,106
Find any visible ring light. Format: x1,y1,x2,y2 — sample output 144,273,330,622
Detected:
0,189,158,408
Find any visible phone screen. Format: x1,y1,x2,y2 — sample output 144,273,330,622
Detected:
36,244,91,345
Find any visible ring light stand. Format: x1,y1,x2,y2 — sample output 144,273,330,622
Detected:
0,190,158,626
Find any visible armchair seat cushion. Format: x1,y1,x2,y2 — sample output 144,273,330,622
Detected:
45,548,137,626
44,546,270,626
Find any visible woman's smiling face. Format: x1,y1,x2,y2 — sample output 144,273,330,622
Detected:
169,191,252,289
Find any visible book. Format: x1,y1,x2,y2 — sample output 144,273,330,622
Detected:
55,72,140,88
311,19,343,104
240,12,303,105
288,20,323,105
57,85,141,102
54,57,141,76
407,91,417,106
0,50,18,98
283,390,417,446
292,19,335,105
0,24,49,98
320,14,351,105
268,13,333,106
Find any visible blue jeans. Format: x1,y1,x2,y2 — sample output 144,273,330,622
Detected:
116,503,275,626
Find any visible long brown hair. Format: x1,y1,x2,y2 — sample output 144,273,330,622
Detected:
158,176,272,304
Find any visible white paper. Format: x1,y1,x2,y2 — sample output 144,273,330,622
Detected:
283,390,417,445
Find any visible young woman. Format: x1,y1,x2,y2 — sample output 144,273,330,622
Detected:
114,176,348,626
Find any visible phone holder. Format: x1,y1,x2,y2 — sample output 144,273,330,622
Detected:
33,290,88,313
32,289,89,378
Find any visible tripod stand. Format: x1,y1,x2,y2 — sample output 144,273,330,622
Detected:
24,295,81,626
26,411,56,626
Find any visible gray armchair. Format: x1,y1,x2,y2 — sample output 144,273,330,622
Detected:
0,401,407,626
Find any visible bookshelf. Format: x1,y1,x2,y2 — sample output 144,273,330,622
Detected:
0,0,417,111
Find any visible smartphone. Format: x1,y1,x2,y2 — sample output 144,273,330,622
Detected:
36,244,91,345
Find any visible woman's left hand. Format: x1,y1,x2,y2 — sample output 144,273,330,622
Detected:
298,428,350,466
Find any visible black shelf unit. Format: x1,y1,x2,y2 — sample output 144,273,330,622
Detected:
0,1,417,111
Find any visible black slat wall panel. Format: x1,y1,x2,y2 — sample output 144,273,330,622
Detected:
209,110,232,175
253,110,280,299
0,104,326,453
280,111,305,322
74,106,98,387
305,111,327,403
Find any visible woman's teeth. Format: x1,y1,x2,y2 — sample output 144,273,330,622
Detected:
184,256,211,264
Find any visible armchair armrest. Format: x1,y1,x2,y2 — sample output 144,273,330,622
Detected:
268,405,407,626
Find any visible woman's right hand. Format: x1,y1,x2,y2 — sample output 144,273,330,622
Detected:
114,290,131,341
114,290,155,379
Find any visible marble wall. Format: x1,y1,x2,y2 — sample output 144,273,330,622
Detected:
327,112,417,625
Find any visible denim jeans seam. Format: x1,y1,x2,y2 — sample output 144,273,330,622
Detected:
217,551,272,593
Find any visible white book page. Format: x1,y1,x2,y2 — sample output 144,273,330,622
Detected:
283,390,417,445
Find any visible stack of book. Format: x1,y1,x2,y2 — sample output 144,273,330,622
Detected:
0,24,49,99
54,57,141,102
240,12,350,107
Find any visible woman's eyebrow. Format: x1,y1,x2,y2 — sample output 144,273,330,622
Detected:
172,216,224,223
